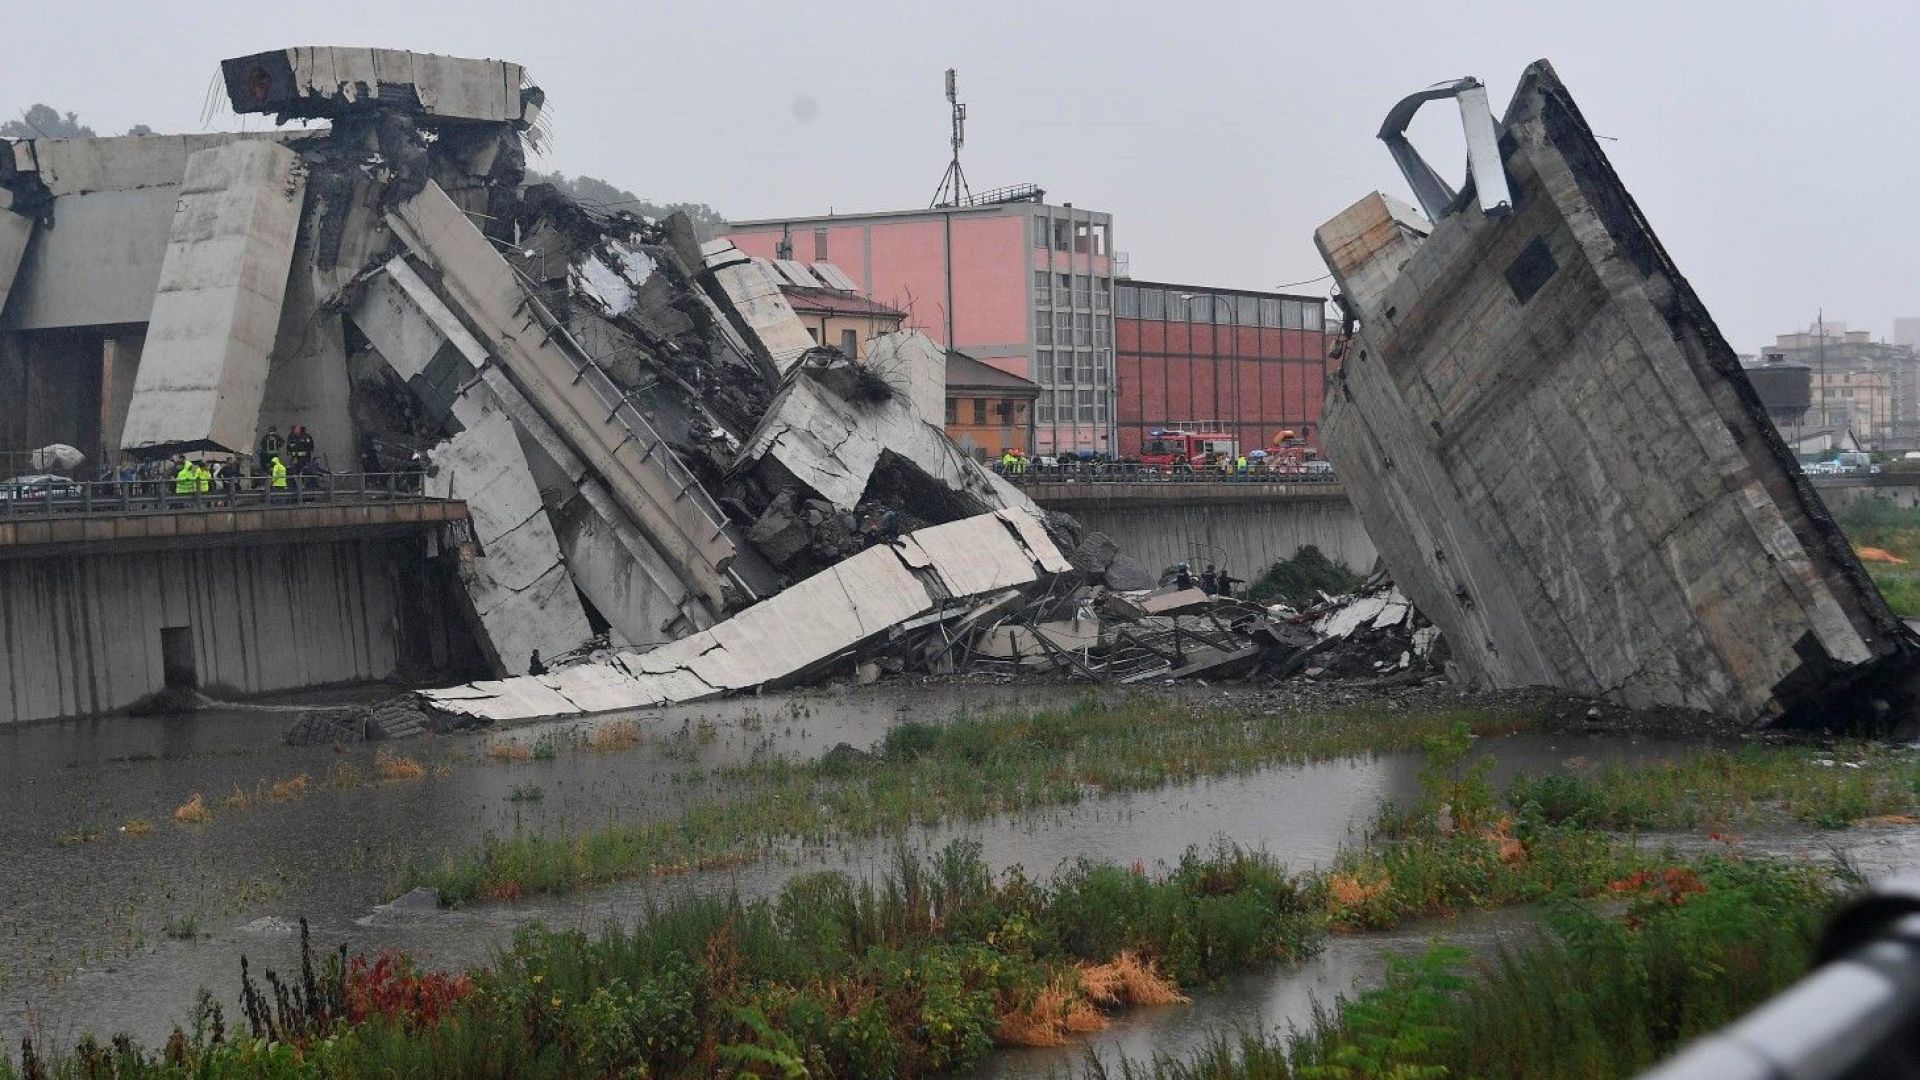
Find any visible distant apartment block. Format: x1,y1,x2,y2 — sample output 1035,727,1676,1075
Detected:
723,195,1118,455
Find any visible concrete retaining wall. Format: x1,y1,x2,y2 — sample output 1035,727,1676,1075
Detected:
1055,498,1376,581
0,538,425,724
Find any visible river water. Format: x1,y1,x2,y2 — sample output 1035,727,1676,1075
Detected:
2,686,1901,1073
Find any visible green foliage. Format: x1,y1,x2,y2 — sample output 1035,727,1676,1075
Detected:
415,696,1547,905
1246,545,1366,606
1110,857,1838,1080
1834,496,1920,616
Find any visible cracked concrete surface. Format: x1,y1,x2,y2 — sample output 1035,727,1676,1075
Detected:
419,507,1070,722
1317,63,1913,724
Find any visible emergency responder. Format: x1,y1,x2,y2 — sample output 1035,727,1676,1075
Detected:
173,457,197,501
1201,564,1220,594
287,425,315,475
269,455,289,496
257,426,284,475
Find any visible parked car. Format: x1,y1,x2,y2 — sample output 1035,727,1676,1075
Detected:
0,474,79,502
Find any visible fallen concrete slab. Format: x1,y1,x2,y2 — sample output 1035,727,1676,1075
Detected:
351,258,722,646
701,239,815,374
419,507,1071,722
428,408,593,675
119,140,306,454
1317,62,1913,724
737,357,1030,515
387,181,743,611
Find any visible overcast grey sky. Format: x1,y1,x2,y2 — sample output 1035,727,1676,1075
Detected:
4,0,1915,351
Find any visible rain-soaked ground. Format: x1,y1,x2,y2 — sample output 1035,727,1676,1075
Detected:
5,683,1915,1072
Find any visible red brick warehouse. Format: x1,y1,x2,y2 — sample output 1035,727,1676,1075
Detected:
1114,280,1338,459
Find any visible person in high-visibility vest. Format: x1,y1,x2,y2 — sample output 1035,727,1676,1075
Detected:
270,455,289,492
173,458,197,496
1236,454,1249,476
194,460,212,494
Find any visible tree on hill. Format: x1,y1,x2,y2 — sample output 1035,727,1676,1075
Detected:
524,169,724,240
1,105,153,139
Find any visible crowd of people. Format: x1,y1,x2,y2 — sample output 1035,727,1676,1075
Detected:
84,424,428,506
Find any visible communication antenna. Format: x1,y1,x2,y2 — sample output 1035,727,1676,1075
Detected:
929,68,971,208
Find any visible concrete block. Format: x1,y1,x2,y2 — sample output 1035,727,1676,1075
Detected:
386,182,738,611
420,507,1070,721
428,407,592,674
3,187,178,330
864,330,947,427
119,141,307,454
1316,63,1910,724
738,363,1034,515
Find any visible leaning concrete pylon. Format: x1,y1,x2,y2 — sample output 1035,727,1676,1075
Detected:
120,140,306,455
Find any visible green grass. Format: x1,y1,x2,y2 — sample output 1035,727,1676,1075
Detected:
1504,743,1920,830
410,696,1546,905
1100,856,1836,1080
2,718,1859,1079
1835,495,1920,616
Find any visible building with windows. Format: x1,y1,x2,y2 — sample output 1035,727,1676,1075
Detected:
1762,322,1919,446
722,195,1118,455
1113,280,1334,459
944,349,1039,459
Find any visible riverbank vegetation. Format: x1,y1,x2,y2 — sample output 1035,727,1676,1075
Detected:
411,697,1546,905
1104,855,1835,1079
1837,496,1920,616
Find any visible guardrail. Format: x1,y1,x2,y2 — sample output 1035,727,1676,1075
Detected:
1637,873,1920,1080
0,472,442,518
997,463,1339,485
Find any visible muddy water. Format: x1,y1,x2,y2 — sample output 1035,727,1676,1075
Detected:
0,690,1746,1056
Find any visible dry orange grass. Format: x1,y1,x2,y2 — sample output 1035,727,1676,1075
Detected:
375,750,426,781
1326,871,1390,910
121,818,154,837
173,793,213,825
222,787,253,811
270,773,310,800
1078,952,1187,1008
1857,546,1909,564
487,741,532,763
587,721,641,752
997,981,1108,1046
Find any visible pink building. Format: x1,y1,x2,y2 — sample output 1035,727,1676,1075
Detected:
723,197,1117,455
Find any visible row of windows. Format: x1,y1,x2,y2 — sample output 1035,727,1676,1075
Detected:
1034,347,1112,387
1034,310,1112,347
1115,285,1325,331
1033,217,1110,256
1035,389,1110,424
1033,272,1112,311
945,397,1028,425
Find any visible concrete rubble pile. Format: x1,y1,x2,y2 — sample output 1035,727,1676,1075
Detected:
1315,62,1918,726
1,45,1101,726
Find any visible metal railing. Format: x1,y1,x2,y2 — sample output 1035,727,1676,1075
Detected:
995,462,1340,485
0,471,444,518
1636,873,1920,1080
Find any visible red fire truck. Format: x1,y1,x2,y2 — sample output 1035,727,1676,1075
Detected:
1139,429,1240,473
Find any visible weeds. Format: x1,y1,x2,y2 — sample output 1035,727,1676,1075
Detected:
374,750,425,782
172,793,212,825
56,825,102,847
1506,743,1920,829
415,696,1546,904
270,773,310,800
119,818,153,838
508,784,545,803
588,721,642,752
487,740,533,763
1120,857,1836,1079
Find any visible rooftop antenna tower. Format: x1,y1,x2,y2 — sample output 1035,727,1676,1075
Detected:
929,68,972,208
